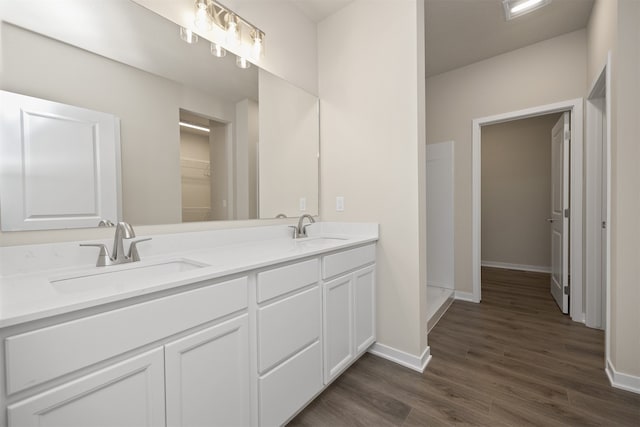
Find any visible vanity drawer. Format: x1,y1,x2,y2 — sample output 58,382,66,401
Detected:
259,341,323,427
322,244,376,279
5,277,248,395
257,286,321,373
257,258,318,302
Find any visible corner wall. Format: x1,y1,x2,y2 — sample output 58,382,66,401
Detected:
426,29,587,295
318,0,428,359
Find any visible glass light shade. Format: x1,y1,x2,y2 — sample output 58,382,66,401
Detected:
252,32,263,59
226,16,239,46
179,27,198,44
210,43,227,58
236,56,251,69
194,0,212,30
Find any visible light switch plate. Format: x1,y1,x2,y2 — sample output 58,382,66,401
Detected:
336,196,345,212
299,197,306,211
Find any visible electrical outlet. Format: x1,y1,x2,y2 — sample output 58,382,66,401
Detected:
299,197,306,211
336,196,345,212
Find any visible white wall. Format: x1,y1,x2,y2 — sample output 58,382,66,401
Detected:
426,30,587,294
259,71,319,219
481,114,559,271
610,0,640,380
319,0,428,358
235,99,259,220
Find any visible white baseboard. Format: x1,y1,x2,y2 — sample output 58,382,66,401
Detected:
427,280,454,289
606,359,640,394
455,291,478,302
368,343,431,373
481,260,551,274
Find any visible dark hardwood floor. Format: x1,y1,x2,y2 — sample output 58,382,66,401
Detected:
289,267,640,426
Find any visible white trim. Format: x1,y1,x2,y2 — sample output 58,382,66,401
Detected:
454,291,478,303
585,55,611,334
368,343,431,373
427,280,454,289
481,260,551,274
472,98,584,323
606,359,640,394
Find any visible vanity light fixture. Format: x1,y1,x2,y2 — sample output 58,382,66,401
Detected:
179,121,210,133
179,27,198,44
210,42,226,57
502,0,551,20
188,0,265,62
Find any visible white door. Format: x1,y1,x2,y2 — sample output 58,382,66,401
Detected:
8,348,165,427
0,90,120,231
550,112,570,313
165,314,250,427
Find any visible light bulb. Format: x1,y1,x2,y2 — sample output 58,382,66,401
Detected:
226,15,239,45
179,27,198,44
236,56,251,69
252,32,263,59
211,43,227,58
194,0,212,30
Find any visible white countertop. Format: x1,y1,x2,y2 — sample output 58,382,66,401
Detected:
0,222,378,328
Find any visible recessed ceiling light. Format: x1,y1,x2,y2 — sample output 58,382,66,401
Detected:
503,0,552,20
179,122,210,133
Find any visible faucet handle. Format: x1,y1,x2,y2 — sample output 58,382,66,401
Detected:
288,225,299,239
128,238,152,262
80,243,111,267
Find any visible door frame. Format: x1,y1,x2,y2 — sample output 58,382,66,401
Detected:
585,54,611,353
471,98,584,322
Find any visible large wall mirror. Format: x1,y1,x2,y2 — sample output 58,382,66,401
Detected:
0,0,319,231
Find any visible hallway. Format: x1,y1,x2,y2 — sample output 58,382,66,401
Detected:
289,267,640,426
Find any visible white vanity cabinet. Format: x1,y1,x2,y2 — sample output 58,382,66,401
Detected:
165,314,250,427
322,245,376,384
4,276,250,427
0,233,378,427
8,347,166,427
256,259,323,427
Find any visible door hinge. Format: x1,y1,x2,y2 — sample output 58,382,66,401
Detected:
565,129,571,140
602,221,607,229
564,286,570,296
564,208,570,218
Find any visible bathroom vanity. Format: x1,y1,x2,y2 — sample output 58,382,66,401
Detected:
0,223,377,427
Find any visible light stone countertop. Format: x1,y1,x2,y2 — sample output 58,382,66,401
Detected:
0,222,378,328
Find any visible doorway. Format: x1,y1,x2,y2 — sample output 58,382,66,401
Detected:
471,99,584,322
179,109,230,222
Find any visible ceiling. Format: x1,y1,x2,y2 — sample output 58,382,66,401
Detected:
287,0,594,77
288,0,354,23
425,0,595,77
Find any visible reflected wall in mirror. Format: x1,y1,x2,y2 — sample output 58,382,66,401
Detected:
0,0,319,231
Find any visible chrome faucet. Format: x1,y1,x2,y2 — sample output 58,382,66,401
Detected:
289,214,316,239
81,221,151,266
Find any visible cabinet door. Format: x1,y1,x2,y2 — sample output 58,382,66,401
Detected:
8,348,165,427
354,265,376,354
323,275,354,384
165,314,250,427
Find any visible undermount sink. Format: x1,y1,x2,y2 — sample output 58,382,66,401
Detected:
50,259,208,293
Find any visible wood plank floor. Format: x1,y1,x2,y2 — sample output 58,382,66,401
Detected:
289,267,640,426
